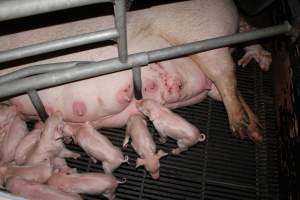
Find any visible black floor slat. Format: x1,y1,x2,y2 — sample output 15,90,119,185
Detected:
64,54,279,199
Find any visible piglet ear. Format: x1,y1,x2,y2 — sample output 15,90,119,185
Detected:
136,158,145,168
157,150,168,159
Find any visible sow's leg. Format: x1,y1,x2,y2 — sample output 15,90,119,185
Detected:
149,0,263,142
208,84,263,142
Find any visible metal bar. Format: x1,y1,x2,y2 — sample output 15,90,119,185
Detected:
132,66,142,100
126,0,135,11
0,29,118,64
148,21,291,62
0,0,113,22
0,53,148,98
0,22,291,98
27,90,49,122
0,61,93,84
114,0,128,63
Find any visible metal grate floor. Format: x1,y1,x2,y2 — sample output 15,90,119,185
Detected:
65,51,280,200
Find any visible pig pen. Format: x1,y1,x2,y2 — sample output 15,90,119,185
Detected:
0,0,292,199
64,60,279,200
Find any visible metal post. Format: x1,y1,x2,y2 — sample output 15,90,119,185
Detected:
0,22,292,99
0,0,113,22
27,90,49,122
114,0,128,63
132,66,142,100
0,29,118,64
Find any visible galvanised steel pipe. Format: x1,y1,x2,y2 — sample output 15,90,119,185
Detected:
0,0,113,22
0,53,149,99
114,0,128,63
148,21,292,62
0,22,292,98
132,66,142,100
0,29,118,64
0,61,93,84
27,90,49,122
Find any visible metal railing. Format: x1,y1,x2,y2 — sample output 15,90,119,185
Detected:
0,0,292,121
0,0,130,121
0,0,113,22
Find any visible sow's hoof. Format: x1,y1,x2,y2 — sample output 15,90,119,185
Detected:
229,110,263,143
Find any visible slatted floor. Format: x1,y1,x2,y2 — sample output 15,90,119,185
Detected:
65,51,280,200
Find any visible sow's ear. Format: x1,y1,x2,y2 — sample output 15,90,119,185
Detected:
136,158,145,168
156,150,168,159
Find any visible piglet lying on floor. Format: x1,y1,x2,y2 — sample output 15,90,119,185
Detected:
72,122,129,174
0,158,53,188
6,176,83,200
124,114,167,179
14,128,42,165
47,171,126,200
24,112,80,165
0,105,28,165
0,112,127,200
137,99,206,155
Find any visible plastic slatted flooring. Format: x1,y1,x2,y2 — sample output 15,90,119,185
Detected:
65,54,279,200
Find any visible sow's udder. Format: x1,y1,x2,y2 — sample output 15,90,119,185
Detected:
10,58,211,128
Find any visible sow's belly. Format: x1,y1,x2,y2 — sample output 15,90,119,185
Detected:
1,0,236,128
9,58,211,128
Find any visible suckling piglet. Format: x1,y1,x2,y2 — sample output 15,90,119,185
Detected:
137,99,206,154
52,157,77,174
73,122,128,173
0,104,17,141
14,128,42,165
6,176,82,200
0,114,28,165
25,112,79,165
0,158,53,187
124,114,167,179
47,171,126,200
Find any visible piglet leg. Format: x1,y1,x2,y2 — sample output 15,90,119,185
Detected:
158,136,167,144
122,132,130,149
238,16,272,71
58,148,80,159
172,140,189,155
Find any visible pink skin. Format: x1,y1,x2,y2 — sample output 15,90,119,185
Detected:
238,44,272,71
47,171,126,200
0,0,269,142
6,176,83,200
25,112,66,165
14,128,42,165
0,115,28,165
137,99,206,155
238,16,272,71
0,105,18,141
52,157,77,174
0,158,53,187
73,122,128,174
123,114,167,179
58,147,81,159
